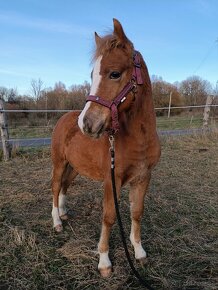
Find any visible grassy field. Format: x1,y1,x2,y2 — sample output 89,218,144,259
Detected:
7,113,217,139
9,126,53,139
156,115,203,130
0,134,218,289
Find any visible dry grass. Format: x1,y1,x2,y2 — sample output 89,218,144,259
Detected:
0,133,218,290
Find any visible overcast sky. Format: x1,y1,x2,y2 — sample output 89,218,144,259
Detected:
0,0,217,94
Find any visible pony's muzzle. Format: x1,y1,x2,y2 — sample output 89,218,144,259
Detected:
82,114,106,138
83,115,104,135
78,102,110,138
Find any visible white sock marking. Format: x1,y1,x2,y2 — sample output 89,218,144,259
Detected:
78,55,102,132
51,206,62,228
58,190,67,217
98,251,112,270
130,228,147,260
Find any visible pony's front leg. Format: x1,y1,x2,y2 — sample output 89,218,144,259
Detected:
129,173,151,263
98,177,121,277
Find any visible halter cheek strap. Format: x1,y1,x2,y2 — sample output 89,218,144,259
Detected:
86,51,143,134
132,51,143,85
87,81,136,133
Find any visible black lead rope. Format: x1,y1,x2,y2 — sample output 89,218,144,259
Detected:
109,135,154,290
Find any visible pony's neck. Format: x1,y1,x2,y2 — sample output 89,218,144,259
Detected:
119,59,156,137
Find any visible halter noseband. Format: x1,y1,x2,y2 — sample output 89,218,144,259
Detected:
86,51,143,134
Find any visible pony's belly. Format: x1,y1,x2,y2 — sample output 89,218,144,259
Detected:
71,160,104,181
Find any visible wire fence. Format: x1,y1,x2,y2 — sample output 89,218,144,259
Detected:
1,102,218,160
1,104,218,113
1,104,218,140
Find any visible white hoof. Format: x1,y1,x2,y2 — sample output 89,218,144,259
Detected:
54,224,63,232
99,266,112,277
98,251,112,277
60,214,69,220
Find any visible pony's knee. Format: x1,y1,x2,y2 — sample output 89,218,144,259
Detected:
103,213,116,227
131,210,143,222
130,200,144,221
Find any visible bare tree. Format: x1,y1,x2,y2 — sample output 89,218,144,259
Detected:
152,79,183,115
0,87,17,102
30,78,44,100
179,76,212,106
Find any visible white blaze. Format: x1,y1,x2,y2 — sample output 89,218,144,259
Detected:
89,55,103,95
78,55,102,132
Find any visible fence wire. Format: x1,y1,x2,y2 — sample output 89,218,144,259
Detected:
1,104,218,113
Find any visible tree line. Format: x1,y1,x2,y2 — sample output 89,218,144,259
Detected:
151,75,216,116
0,75,217,124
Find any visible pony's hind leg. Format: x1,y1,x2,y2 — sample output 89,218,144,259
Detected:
51,162,78,232
59,164,78,220
51,161,67,232
129,172,151,263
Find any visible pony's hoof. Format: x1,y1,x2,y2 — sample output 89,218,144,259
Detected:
137,256,148,266
99,267,112,278
60,214,69,220
54,224,63,232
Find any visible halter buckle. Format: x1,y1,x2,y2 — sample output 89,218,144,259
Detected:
109,135,115,151
109,135,115,169
131,79,137,94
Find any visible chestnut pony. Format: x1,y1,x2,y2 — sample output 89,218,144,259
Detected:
51,19,160,277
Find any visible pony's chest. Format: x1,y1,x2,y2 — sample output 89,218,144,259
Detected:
118,147,148,185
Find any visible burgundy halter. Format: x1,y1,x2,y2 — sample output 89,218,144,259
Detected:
86,51,143,134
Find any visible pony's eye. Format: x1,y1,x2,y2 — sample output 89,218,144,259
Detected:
109,71,121,79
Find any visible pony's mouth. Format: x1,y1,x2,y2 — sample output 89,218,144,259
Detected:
83,120,106,139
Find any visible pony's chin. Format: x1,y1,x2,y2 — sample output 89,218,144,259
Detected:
84,128,106,139
90,133,103,139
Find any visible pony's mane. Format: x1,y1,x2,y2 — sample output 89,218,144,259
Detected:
93,33,134,61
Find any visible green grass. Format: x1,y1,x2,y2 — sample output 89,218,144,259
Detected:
0,133,218,289
156,115,203,130
9,126,53,138
7,114,217,139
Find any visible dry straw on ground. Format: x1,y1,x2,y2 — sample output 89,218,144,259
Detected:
0,133,218,289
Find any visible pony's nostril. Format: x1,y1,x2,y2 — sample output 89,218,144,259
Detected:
83,115,106,138
96,122,105,135
83,116,93,133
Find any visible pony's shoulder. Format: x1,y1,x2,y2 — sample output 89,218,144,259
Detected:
52,111,81,145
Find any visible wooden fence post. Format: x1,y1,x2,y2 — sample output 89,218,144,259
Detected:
203,95,214,128
168,91,172,118
0,99,11,161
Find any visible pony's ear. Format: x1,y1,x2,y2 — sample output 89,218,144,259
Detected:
113,18,128,43
95,32,102,47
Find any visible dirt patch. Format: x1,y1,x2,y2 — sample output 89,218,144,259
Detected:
0,134,218,289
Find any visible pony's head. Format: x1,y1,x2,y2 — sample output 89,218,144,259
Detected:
78,19,137,138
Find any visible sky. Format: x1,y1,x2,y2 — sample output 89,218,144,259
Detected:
0,0,218,94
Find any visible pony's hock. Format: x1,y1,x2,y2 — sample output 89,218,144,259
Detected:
51,18,160,283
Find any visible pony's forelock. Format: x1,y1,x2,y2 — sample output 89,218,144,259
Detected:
92,33,134,63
